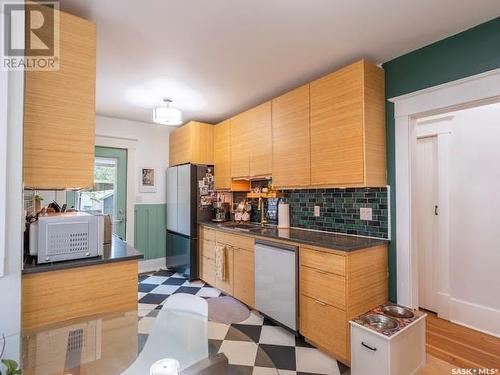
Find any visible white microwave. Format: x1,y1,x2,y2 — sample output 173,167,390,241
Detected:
29,212,104,263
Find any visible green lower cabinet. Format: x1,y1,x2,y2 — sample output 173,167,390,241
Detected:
134,204,167,260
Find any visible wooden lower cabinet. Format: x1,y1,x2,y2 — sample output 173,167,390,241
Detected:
198,226,388,366
215,246,234,295
299,244,388,365
233,248,255,307
22,260,138,330
199,226,255,307
300,294,348,362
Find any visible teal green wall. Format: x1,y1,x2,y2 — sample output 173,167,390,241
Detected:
134,204,167,260
382,17,500,301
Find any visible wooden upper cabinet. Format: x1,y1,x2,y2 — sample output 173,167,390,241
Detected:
23,10,96,189
169,121,214,167
230,102,272,178
248,101,272,177
310,60,386,187
214,120,231,190
230,113,251,178
272,85,310,188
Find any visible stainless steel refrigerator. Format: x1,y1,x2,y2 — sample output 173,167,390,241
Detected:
166,164,214,280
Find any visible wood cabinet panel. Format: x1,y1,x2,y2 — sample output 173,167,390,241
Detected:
215,245,233,295
22,260,138,330
214,120,231,190
300,247,345,276
272,85,310,187
200,226,216,243
346,245,388,319
169,121,214,167
169,124,191,166
300,294,348,362
233,248,255,307
191,121,214,164
248,102,272,177
230,113,251,178
201,256,216,286
363,62,387,186
216,231,254,251
23,10,96,189
201,239,216,260
310,61,365,186
300,265,346,310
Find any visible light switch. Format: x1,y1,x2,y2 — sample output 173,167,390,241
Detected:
360,207,372,221
314,205,320,217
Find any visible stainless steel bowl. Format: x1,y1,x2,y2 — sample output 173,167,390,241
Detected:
360,314,398,330
381,305,415,319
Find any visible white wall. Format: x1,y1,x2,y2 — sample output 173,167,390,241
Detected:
447,102,500,335
94,115,171,246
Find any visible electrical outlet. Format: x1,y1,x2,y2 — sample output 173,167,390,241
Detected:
360,207,372,221
314,205,320,217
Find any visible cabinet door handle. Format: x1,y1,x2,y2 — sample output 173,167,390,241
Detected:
314,299,327,306
316,269,328,274
361,342,377,351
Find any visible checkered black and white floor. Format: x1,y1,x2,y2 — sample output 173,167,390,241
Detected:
137,269,350,375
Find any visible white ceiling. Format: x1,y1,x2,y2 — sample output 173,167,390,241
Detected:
60,0,500,125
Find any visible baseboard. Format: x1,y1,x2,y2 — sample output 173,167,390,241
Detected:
139,257,166,274
448,297,500,338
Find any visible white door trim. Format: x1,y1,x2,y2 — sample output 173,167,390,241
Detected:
389,67,500,308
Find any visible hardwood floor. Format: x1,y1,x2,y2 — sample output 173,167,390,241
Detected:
424,310,500,370
420,355,455,374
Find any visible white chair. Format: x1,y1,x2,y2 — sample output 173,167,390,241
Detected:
122,293,208,375
163,293,208,317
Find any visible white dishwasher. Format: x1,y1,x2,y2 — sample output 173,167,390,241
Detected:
254,239,297,331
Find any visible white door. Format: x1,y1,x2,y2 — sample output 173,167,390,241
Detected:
176,164,191,236
166,167,178,233
415,136,439,312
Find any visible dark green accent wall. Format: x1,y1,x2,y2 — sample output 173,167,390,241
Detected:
382,17,500,301
134,204,167,260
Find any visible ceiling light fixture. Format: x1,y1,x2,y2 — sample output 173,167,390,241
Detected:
153,98,182,126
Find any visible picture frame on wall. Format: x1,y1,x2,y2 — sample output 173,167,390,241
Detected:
140,167,157,193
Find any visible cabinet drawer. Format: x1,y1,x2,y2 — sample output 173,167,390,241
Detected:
216,231,254,251
201,240,215,260
300,265,346,310
201,256,216,286
300,247,345,276
300,294,347,361
200,227,216,242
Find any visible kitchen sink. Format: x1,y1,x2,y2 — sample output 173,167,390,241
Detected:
360,313,398,330
381,305,415,319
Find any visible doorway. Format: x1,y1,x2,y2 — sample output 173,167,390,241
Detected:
415,135,438,312
68,146,128,239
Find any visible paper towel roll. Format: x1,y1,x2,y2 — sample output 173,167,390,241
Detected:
150,358,180,375
278,202,290,228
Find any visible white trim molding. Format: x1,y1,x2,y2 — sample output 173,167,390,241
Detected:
389,67,500,318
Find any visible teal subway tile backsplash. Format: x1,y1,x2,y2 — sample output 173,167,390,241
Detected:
268,188,389,239
235,187,389,239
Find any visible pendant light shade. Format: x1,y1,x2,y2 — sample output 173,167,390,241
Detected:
153,98,182,126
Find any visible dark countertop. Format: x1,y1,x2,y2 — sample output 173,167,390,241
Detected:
199,221,388,252
22,235,144,275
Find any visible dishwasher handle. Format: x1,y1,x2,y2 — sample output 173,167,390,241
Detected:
255,239,297,252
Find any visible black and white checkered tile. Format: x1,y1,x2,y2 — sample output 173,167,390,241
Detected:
137,270,350,375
